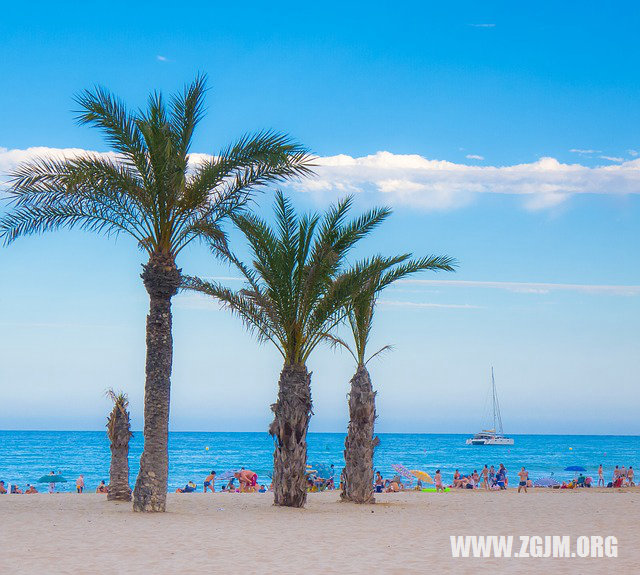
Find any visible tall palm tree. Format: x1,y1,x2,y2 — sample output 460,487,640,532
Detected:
338,254,456,504
0,76,312,512
183,191,390,507
106,389,133,501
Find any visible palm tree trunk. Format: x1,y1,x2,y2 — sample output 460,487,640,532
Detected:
108,405,132,502
133,253,181,512
341,365,379,504
269,363,312,508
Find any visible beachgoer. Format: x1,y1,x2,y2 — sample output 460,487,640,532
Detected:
472,470,479,486
25,484,38,494
226,477,235,491
0,481,6,494
204,471,216,493
76,475,85,494
10,484,23,494
499,464,508,487
517,467,528,493
258,484,267,493
48,470,56,494
375,471,383,493
96,480,108,494
598,464,604,487
480,465,489,490
176,481,197,493
453,469,460,487
628,467,634,486
235,469,258,492
613,466,619,481
489,465,496,483
434,469,444,493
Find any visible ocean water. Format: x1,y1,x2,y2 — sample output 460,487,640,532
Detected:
0,431,637,492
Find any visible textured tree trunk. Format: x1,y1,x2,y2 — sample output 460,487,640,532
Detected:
107,402,133,502
133,253,181,512
269,363,312,508
341,365,379,504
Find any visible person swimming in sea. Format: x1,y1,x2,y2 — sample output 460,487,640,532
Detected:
204,471,216,493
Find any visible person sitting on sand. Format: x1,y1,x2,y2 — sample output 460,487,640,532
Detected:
10,484,23,494
434,469,444,493
0,481,6,494
96,480,108,494
204,471,216,493
453,469,460,485
386,480,400,493
517,467,529,493
226,477,236,491
176,481,197,493
258,484,267,493
76,475,85,494
25,484,38,494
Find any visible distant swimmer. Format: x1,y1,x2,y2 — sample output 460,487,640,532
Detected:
204,471,216,493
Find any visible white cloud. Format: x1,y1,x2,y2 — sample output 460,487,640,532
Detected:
465,154,484,160
3,146,640,212
469,23,496,28
569,149,601,155
628,149,639,157
156,55,168,62
398,279,640,296
599,155,624,163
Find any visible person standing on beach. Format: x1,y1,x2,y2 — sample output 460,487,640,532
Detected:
434,470,444,493
0,481,6,494
48,470,56,494
76,475,84,494
204,471,216,493
480,465,489,490
517,467,529,493
598,464,604,487
499,464,508,487
628,467,634,486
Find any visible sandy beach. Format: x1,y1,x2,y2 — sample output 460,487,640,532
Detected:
2,489,638,574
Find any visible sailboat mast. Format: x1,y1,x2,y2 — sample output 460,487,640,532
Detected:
492,367,504,435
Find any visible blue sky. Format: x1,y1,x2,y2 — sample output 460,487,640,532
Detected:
1,1,639,434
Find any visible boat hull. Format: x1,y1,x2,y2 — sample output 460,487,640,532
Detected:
466,436,514,446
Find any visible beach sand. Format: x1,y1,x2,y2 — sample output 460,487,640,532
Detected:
2,489,638,574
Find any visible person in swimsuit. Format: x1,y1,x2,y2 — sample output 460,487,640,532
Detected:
517,467,528,493
176,481,197,493
375,471,384,493
434,469,444,493
76,475,85,494
0,481,6,494
96,480,108,493
627,466,634,486
480,465,489,490
25,484,38,494
598,464,604,487
204,471,216,493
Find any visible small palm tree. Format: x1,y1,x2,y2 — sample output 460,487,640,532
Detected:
338,254,456,504
0,76,312,512
106,389,133,501
183,191,390,507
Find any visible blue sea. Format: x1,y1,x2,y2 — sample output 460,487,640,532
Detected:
0,431,638,492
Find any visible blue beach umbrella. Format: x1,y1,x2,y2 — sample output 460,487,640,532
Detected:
564,466,586,472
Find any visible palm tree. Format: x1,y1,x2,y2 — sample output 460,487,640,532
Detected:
183,191,390,507
338,254,455,504
0,75,312,512
106,389,133,501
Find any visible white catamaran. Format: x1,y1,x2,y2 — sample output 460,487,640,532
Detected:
466,367,514,446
